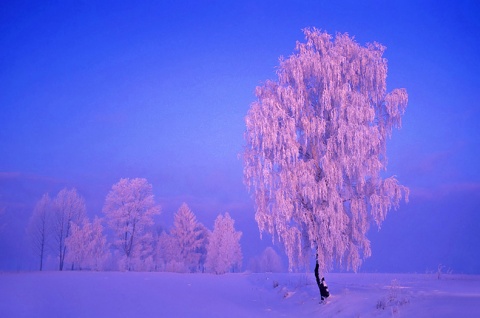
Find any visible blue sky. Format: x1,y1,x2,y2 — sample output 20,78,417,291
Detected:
1,0,479,273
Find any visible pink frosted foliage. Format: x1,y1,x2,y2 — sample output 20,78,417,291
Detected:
206,213,242,274
170,203,210,272
53,188,87,271
65,217,110,271
156,232,186,272
102,178,160,271
243,28,409,272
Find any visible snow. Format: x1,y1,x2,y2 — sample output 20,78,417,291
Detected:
1,271,479,317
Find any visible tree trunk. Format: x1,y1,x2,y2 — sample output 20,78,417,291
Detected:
39,241,44,271
314,255,322,297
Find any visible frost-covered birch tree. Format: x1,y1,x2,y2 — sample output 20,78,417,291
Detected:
27,193,52,271
103,178,160,271
53,188,87,271
206,213,242,274
243,28,409,273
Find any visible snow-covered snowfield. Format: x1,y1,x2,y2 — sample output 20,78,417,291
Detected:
1,271,479,317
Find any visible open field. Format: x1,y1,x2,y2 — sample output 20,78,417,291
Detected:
1,271,480,317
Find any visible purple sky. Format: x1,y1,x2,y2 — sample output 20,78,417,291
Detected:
1,1,479,273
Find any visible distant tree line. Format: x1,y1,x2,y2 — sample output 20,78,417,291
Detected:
26,178,248,274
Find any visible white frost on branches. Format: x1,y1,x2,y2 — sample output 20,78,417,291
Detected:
206,213,242,274
156,231,185,272
243,28,409,272
65,217,110,271
249,247,284,273
170,203,210,272
103,178,160,271
53,188,87,271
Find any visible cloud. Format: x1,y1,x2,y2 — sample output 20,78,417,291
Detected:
400,148,455,178
0,171,63,184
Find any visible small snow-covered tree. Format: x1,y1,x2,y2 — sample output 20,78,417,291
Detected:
65,217,110,271
170,203,208,272
27,193,52,271
206,213,242,274
129,231,156,272
52,188,87,271
260,247,284,273
248,247,284,273
244,28,409,273
103,178,160,271
156,231,186,272
196,223,210,273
